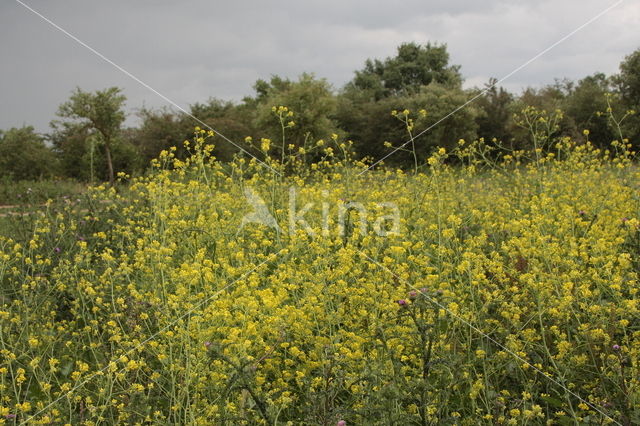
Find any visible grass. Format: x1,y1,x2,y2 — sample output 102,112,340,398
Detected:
0,178,86,206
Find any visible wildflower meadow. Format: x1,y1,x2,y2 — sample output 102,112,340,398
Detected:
1,118,639,425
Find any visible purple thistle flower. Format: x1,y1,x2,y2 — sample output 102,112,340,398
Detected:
397,299,407,307
204,341,212,349
612,344,620,351
54,247,61,254
337,421,346,426
408,290,417,299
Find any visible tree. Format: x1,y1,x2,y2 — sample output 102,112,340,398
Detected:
190,98,258,162
349,42,462,100
338,84,478,165
615,48,640,110
251,74,340,155
474,78,514,143
130,107,192,165
613,48,640,141
508,82,576,149
563,73,617,147
0,126,58,180
338,42,469,164
54,87,126,185
49,123,94,181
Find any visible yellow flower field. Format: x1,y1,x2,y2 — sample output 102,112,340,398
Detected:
0,132,639,425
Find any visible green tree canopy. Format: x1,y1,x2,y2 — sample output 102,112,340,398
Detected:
508,81,576,149
252,73,340,155
563,73,618,147
474,78,514,143
190,99,257,161
338,84,478,165
0,126,57,180
615,48,640,109
53,87,127,184
49,123,94,181
613,48,640,141
338,42,468,164
348,42,462,100
132,107,192,164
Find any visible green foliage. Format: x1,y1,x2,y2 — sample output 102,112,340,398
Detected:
615,48,640,110
129,107,192,166
53,87,127,184
401,85,479,160
563,73,618,147
0,127,57,180
337,43,471,167
253,74,340,153
131,99,260,168
515,82,568,115
338,84,478,166
336,94,403,162
474,78,514,143
50,122,139,183
0,178,84,205
50,123,96,181
349,42,462,100
512,106,565,162
56,87,126,135
613,48,640,140
508,83,575,150
190,98,257,161
3,43,640,182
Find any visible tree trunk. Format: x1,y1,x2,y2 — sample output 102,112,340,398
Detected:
104,140,115,186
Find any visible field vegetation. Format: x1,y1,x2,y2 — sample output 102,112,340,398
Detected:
1,42,640,424
1,127,640,424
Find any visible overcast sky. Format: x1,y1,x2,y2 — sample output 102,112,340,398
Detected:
0,0,638,133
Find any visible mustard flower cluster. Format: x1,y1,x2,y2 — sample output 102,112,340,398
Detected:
0,132,638,424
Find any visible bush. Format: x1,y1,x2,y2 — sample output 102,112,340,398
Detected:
0,127,58,180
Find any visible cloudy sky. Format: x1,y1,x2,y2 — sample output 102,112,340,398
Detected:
0,0,638,133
